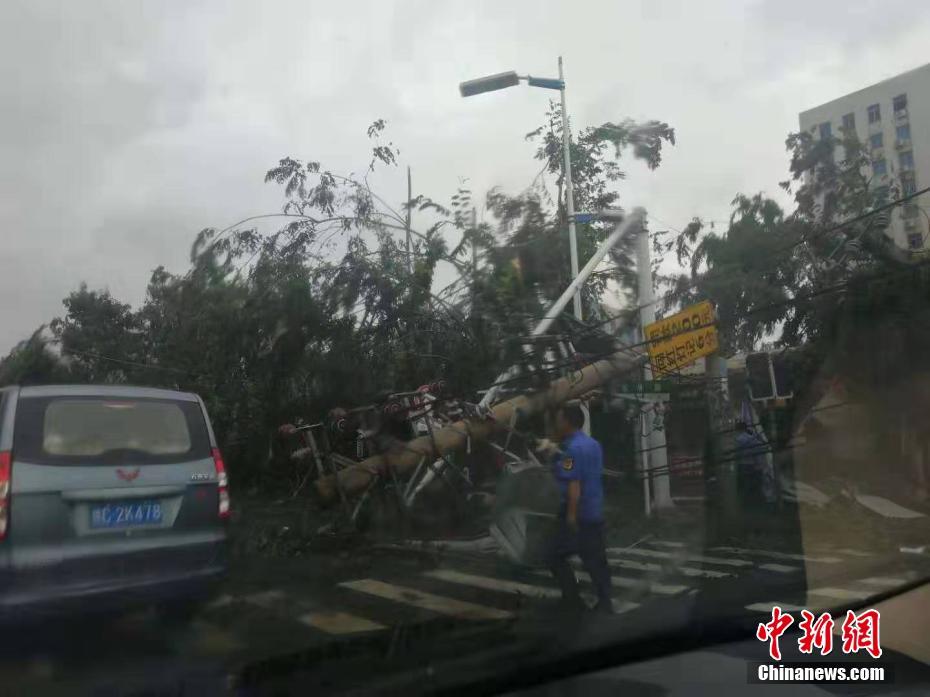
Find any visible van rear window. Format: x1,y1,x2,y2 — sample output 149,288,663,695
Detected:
14,396,211,464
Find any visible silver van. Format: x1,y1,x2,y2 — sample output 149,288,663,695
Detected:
0,385,228,618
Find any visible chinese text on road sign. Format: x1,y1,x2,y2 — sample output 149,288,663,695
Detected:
645,300,719,374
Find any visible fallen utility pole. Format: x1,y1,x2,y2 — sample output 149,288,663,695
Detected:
314,346,644,504
479,207,644,409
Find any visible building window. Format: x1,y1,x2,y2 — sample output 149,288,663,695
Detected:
893,94,908,112
869,132,883,149
873,158,888,177
897,124,911,141
868,103,881,123
900,150,915,170
874,185,890,201
842,112,855,132
818,121,832,140
908,232,923,250
902,176,918,196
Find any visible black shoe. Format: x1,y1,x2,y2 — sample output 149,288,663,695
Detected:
592,601,614,615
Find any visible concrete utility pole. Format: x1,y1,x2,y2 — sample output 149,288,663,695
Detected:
405,166,413,274
471,207,479,299
706,353,736,535
314,346,642,504
636,222,673,510
558,56,582,321
479,209,642,409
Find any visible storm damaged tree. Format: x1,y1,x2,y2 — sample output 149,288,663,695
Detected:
489,104,675,317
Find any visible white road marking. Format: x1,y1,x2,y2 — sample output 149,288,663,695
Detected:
710,546,843,563
746,602,805,613
205,594,235,610
427,569,644,613
300,611,386,634
835,548,873,558
569,568,688,596
649,540,687,548
425,569,563,599
854,494,926,519
857,577,907,588
609,547,753,568
600,599,640,614
339,579,512,620
606,557,734,579
807,587,874,601
759,563,801,573
242,590,286,609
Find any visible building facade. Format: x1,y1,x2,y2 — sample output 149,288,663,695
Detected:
799,63,930,251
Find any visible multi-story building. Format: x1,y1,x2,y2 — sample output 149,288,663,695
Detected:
799,63,930,251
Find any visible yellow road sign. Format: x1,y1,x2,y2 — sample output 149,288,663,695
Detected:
645,300,718,374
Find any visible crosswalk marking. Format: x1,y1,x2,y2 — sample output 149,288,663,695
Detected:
300,611,386,634
610,547,753,568
746,602,805,613
807,586,874,601
428,568,646,613
649,540,687,548
242,590,286,609
425,569,563,599
567,568,688,596
858,576,908,588
339,579,513,620
205,594,235,610
759,563,800,573
710,546,843,563
606,556,734,579
600,598,640,614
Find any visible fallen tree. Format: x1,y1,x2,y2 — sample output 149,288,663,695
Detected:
313,348,644,504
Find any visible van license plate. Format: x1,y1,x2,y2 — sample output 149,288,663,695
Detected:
90,500,163,529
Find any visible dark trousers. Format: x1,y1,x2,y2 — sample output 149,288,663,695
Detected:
545,520,612,607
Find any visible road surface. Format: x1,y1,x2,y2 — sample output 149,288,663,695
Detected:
2,535,926,694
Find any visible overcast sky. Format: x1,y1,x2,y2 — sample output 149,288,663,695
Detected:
1,0,928,353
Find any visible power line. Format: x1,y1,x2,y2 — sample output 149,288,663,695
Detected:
482,257,930,394
568,189,930,338
55,345,201,377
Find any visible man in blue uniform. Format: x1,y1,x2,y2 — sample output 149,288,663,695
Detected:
544,403,612,613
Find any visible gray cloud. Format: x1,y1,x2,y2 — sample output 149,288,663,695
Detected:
0,0,928,352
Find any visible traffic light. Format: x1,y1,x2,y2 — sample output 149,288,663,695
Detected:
746,352,794,401
746,353,774,400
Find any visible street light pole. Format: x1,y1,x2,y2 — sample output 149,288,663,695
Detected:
558,56,582,321
460,59,582,320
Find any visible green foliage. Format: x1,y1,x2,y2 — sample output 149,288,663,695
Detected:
664,121,929,414
665,194,803,353
0,329,71,386
0,110,674,491
489,103,675,316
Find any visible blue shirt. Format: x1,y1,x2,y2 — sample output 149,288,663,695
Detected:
552,431,604,523
735,430,766,471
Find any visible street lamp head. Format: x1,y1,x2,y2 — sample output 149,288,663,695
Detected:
459,71,520,97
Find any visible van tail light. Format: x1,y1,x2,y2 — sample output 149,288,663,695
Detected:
0,452,11,540
212,448,230,520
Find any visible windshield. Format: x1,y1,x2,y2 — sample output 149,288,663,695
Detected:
1,1,929,694
13,396,210,463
